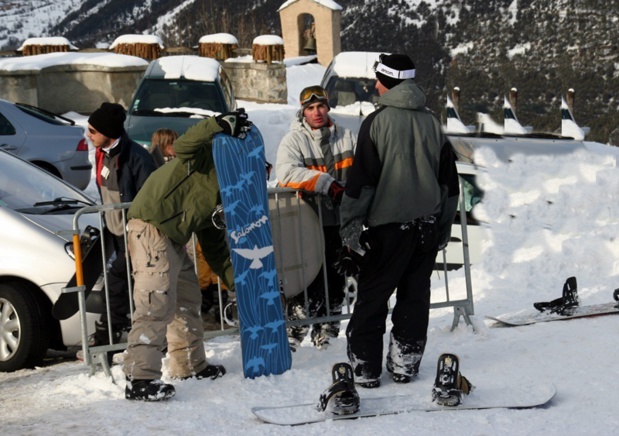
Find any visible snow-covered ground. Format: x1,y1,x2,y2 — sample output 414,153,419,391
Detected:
2,63,619,435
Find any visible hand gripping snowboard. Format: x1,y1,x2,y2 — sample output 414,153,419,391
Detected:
213,127,292,378
252,355,555,426
487,277,619,327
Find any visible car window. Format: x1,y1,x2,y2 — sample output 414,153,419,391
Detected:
325,77,379,108
0,151,93,213
0,112,16,135
130,79,226,114
219,69,236,111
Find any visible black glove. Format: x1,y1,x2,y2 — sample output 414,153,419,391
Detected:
328,181,345,205
215,108,250,137
333,246,366,277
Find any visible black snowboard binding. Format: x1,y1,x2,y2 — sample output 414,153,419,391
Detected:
533,276,579,315
432,353,473,407
316,362,360,416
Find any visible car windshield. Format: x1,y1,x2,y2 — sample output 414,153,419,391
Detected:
129,79,226,116
325,77,380,108
0,151,95,214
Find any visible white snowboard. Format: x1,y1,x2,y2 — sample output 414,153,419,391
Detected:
251,383,556,426
486,302,619,326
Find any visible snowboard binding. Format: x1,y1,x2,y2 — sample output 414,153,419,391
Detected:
432,353,473,407
317,362,360,416
533,276,579,315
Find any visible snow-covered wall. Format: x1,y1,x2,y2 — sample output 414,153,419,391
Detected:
0,53,147,113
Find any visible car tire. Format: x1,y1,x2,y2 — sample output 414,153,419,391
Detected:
0,282,50,372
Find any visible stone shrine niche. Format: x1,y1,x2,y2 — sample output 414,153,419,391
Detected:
278,0,341,66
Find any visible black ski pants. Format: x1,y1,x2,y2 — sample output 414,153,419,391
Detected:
346,218,438,380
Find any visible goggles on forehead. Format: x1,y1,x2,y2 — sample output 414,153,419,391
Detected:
373,54,416,80
300,86,329,106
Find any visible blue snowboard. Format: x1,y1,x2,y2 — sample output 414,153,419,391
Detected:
213,128,292,378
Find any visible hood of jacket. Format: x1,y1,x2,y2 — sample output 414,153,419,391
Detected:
377,79,426,111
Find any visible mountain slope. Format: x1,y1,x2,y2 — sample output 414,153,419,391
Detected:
1,0,618,142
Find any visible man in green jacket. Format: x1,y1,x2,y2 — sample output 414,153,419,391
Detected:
123,111,249,401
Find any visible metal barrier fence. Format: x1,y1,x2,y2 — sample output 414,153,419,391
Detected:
65,181,474,379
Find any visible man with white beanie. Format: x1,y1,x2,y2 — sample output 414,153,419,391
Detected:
334,54,460,388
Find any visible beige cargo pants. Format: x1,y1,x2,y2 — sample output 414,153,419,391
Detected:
122,218,208,380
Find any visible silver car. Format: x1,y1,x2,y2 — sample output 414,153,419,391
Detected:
0,98,92,190
0,150,100,371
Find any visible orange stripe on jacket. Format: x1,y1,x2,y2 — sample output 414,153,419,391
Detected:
280,173,321,192
334,157,353,171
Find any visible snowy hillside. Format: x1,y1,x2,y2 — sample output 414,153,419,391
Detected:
0,0,85,50
2,0,619,142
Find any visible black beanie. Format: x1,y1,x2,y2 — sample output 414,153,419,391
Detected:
375,54,416,90
88,102,126,139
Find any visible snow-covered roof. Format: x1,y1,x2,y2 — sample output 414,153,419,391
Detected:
0,52,148,72
199,33,239,45
147,55,221,81
329,51,384,79
17,37,78,51
109,34,165,49
278,0,342,11
253,35,284,46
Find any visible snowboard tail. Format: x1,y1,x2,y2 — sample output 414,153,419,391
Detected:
488,277,619,327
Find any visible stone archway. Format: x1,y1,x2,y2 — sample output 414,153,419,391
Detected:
279,0,341,66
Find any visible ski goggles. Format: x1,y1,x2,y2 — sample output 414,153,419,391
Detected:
299,86,329,106
373,53,416,79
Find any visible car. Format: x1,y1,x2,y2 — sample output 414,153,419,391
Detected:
0,98,92,190
319,51,383,133
0,150,101,371
125,55,237,147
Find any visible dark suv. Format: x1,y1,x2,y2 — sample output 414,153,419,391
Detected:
125,55,236,147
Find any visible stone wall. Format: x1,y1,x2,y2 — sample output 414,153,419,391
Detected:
0,56,287,114
222,60,287,104
0,63,146,114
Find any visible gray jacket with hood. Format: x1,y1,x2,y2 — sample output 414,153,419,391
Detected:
339,79,459,249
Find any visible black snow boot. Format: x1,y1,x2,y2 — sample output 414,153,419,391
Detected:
386,335,426,384
317,362,360,415
179,364,226,381
125,378,175,401
533,276,579,315
432,353,473,407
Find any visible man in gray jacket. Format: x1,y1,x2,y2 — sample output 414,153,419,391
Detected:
276,86,356,350
334,54,460,388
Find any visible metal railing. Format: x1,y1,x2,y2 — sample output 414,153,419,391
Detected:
65,180,474,379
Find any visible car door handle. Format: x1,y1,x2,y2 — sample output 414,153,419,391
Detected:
0,143,18,151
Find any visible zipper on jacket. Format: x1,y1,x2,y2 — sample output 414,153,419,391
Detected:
160,209,189,225
163,170,194,200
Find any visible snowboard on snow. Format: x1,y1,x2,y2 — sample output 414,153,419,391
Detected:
487,277,619,327
251,383,556,425
486,302,619,326
212,127,292,379
53,226,114,321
